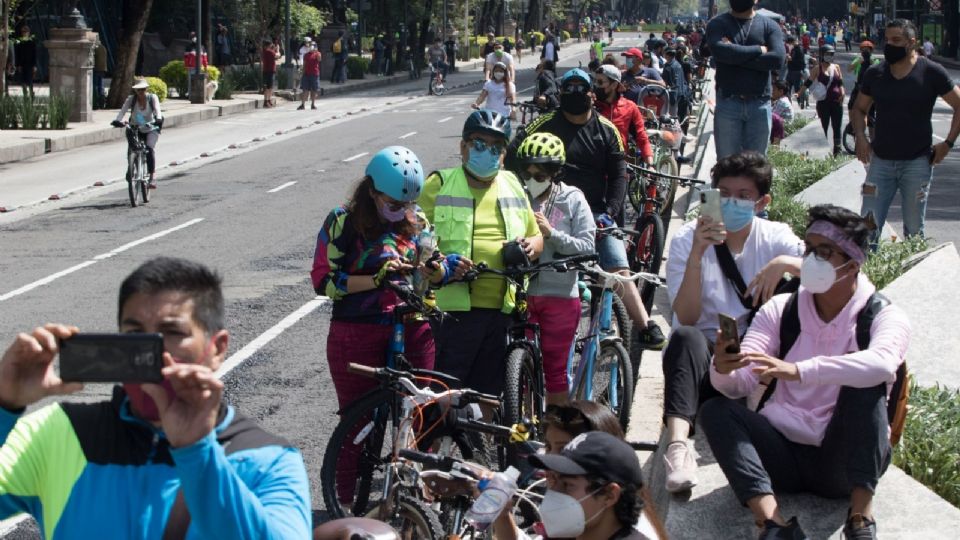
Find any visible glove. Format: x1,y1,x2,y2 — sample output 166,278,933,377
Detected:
440,254,463,285
372,259,394,288
111,120,124,128
155,118,164,133
595,213,615,229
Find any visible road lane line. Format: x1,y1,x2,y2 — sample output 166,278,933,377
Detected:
437,116,453,123
1,218,205,302
217,296,330,379
398,131,417,139
343,152,369,162
267,181,297,193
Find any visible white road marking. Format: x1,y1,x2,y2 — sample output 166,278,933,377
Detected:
438,116,453,123
0,218,205,302
398,131,417,139
217,296,330,379
343,152,369,162
267,181,297,193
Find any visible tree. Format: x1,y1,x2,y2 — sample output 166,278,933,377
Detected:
1,0,23,96
107,0,154,109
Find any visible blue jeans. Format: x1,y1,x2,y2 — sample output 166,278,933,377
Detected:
860,154,933,244
714,95,772,159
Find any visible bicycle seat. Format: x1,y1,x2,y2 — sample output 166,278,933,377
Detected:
420,470,476,498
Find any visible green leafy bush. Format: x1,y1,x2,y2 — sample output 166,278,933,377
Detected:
528,31,545,47
16,95,41,129
561,30,571,42
215,71,236,100
862,236,930,290
228,64,262,91
894,381,960,508
765,148,850,237
159,60,220,98
346,56,370,79
0,95,18,129
784,116,811,137
48,92,73,130
143,76,167,102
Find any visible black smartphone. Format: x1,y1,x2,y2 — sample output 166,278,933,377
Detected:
718,314,740,354
59,333,164,383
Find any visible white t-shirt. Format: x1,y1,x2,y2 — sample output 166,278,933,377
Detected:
482,79,516,117
544,41,556,60
665,217,804,340
923,41,934,56
485,51,515,73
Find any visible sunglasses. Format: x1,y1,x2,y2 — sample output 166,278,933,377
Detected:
377,193,414,212
468,138,506,156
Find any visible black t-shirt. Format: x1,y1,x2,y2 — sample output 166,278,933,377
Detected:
506,110,627,217
861,56,954,160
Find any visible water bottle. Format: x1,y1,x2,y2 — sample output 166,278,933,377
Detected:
413,225,438,295
464,466,520,532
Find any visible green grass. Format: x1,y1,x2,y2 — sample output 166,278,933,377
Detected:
862,236,930,290
894,381,960,508
766,147,850,237
783,116,811,137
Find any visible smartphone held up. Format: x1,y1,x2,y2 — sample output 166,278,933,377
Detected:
717,313,740,354
58,333,164,383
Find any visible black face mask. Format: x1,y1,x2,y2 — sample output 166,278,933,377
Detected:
884,44,908,64
593,86,609,102
729,0,754,12
560,92,592,115
861,51,872,61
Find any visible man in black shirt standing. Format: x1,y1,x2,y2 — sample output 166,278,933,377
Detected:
14,25,37,97
706,0,785,158
853,19,960,245
507,68,667,349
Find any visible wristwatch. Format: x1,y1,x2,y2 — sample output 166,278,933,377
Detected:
945,139,955,149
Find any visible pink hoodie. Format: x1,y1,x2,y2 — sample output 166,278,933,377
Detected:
710,274,911,446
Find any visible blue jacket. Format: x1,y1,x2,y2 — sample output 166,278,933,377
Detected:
0,387,311,539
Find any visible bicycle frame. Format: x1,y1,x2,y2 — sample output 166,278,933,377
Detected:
566,272,621,403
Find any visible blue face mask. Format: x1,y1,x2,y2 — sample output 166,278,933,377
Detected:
721,197,758,232
465,140,503,180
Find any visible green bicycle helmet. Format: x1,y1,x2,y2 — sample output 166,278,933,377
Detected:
462,109,512,142
516,132,566,165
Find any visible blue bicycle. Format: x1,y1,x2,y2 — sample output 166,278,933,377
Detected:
566,253,662,430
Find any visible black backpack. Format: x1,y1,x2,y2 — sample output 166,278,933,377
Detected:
756,291,910,445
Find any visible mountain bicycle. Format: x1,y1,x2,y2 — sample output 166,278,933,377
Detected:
463,253,598,466
114,122,158,208
566,234,664,427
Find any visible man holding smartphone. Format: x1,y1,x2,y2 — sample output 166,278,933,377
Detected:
660,152,804,493
0,258,311,538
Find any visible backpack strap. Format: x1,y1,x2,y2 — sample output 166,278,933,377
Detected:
755,291,801,412
856,292,889,350
713,244,754,311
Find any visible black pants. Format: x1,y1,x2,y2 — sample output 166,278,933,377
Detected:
661,326,720,434
816,98,843,151
332,57,345,83
699,384,891,505
433,308,511,396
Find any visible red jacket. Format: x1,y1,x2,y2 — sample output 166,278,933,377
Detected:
596,96,653,161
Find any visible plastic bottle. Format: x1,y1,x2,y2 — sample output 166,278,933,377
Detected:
464,466,520,532
413,225,438,295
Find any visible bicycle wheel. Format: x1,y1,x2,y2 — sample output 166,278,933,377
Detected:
139,154,150,204
321,389,396,518
634,213,665,314
576,341,633,431
429,76,446,96
655,154,679,224
585,290,631,347
842,123,857,155
370,493,444,540
502,346,540,467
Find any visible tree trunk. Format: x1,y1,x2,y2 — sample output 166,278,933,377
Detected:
417,0,433,65
1,0,9,96
107,0,154,109
525,0,541,34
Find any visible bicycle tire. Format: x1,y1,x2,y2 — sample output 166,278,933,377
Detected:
502,346,540,467
371,493,444,540
842,122,856,155
634,213,665,314
139,154,150,204
655,154,679,224
584,290,631,347
575,341,633,431
321,389,395,518
429,77,446,96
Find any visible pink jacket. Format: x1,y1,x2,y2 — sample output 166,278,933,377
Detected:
710,274,910,446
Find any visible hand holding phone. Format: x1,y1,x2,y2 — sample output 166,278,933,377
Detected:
58,333,164,383
718,313,740,354
0,324,84,410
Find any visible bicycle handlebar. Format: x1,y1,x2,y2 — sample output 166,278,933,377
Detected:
383,279,445,320
345,363,501,408
465,253,599,282
627,163,705,187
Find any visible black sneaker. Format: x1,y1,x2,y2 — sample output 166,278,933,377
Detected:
842,512,877,540
676,155,693,164
759,517,808,540
296,103,305,110
636,321,667,350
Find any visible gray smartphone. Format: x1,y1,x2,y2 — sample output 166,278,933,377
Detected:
699,189,723,224
58,333,164,383
718,314,740,354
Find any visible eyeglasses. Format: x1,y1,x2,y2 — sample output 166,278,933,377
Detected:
468,138,506,156
561,82,590,94
804,242,846,262
378,194,414,212
544,405,589,429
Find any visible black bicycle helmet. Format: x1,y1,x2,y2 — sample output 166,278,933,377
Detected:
819,44,835,55
463,109,512,141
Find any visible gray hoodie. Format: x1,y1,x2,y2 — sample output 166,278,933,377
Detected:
528,181,596,298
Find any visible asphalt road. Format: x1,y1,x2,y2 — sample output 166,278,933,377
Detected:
0,36,608,534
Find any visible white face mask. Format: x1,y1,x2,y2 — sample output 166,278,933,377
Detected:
800,253,853,294
493,71,505,81
525,178,551,199
538,488,603,538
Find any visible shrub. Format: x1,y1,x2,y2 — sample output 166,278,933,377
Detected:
346,55,370,79
48,92,73,130
229,64,262,91
784,116,811,137
159,60,221,98
215,70,236,99
862,235,930,290
143,76,167,102
894,381,960,508
204,65,221,82
528,31,545,46
277,68,292,90
16,95,41,129
561,30,571,42
0,95,17,129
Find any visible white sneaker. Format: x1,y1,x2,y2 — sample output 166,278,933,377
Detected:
664,440,699,493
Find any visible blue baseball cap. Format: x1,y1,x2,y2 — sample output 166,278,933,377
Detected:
561,68,592,85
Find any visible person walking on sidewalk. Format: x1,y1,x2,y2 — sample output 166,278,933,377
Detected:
261,40,279,108
802,44,844,156
298,43,321,110
331,30,347,84
112,79,164,189
706,0,785,158
661,152,803,494
13,25,37,97
700,205,910,540
853,19,960,245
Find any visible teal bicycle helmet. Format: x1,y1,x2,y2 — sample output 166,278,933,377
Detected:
365,146,424,202
462,109,512,141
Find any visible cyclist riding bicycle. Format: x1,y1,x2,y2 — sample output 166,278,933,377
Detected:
419,110,543,396
513,132,595,405
112,79,163,189
311,146,445,412
593,64,654,167
427,38,448,80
